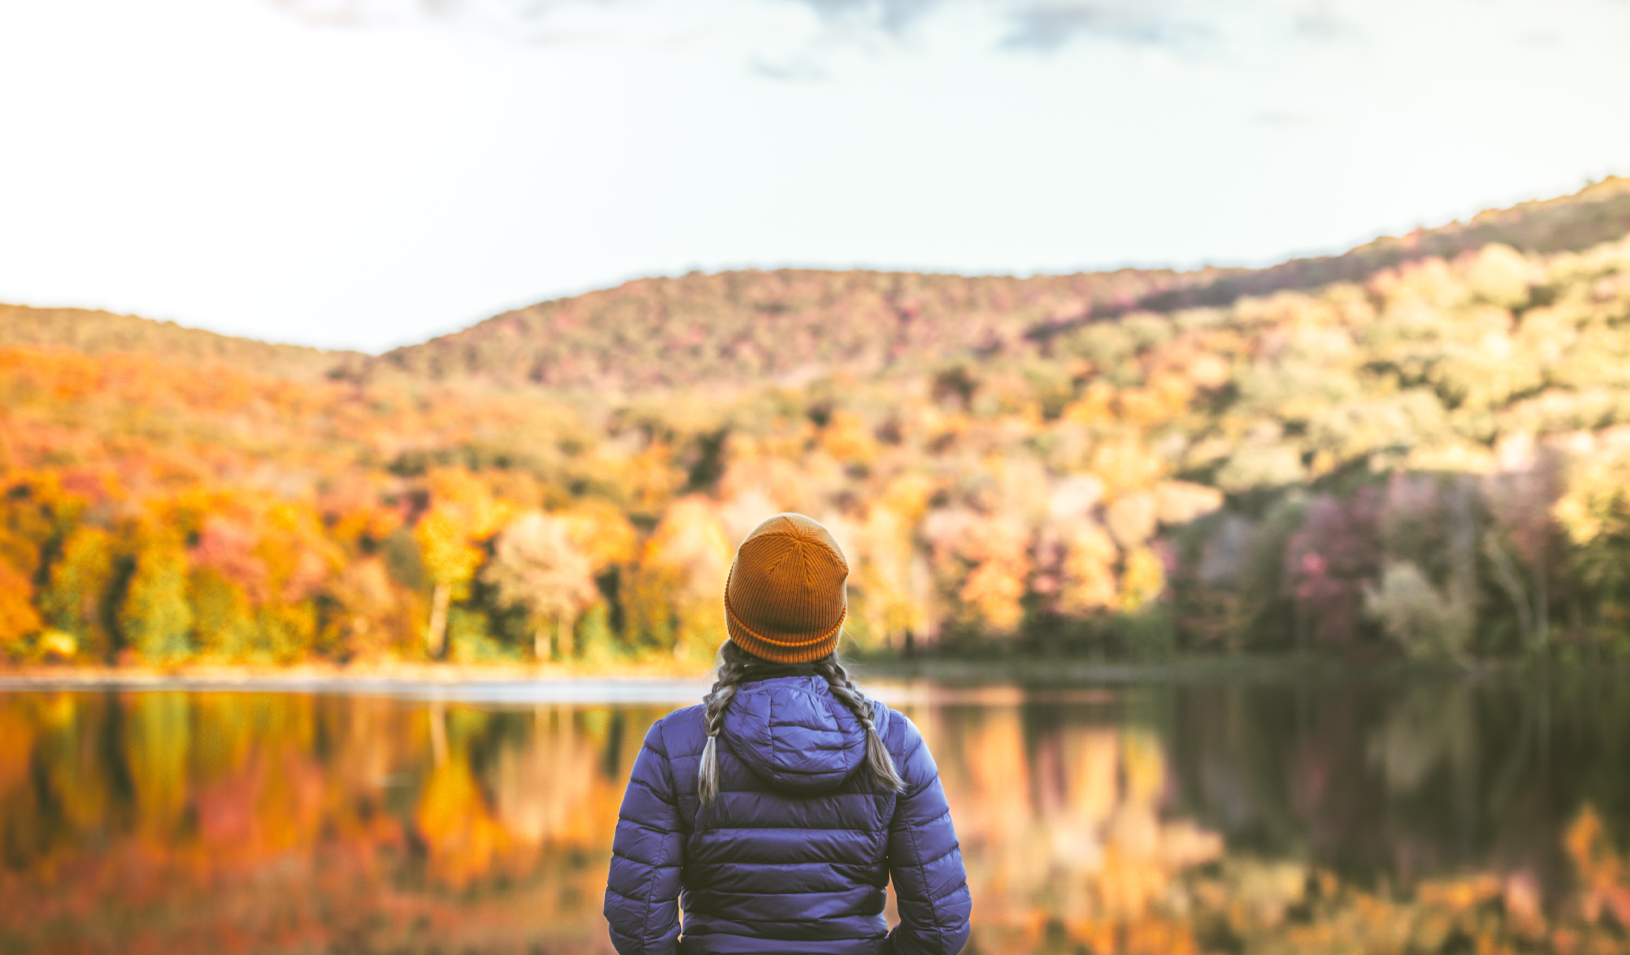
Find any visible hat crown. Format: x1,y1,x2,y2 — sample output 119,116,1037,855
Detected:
725,514,848,663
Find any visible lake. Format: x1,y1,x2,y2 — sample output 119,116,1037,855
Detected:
2,672,1628,955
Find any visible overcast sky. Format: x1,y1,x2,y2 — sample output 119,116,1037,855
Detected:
1,0,1627,352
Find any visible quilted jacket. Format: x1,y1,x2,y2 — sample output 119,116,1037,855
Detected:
604,674,971,955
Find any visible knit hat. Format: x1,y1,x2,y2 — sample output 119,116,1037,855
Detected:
724,513,849,664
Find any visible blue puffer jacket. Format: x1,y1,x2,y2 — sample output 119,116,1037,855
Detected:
604,675,971,955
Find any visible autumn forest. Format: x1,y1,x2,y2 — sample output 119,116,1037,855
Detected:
6,178,1630,670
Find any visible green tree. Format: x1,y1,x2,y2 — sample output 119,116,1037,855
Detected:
187,568,259,661
41,525,119,659
120,528,193,663
0,474,77,656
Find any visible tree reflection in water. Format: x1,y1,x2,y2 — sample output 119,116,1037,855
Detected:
1,677,1628,954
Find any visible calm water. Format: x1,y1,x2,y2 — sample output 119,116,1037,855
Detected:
2,674,1629,955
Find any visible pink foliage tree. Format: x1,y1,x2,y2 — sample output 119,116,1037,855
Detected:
1282,489,1382,650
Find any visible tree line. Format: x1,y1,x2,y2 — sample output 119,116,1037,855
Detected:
4,198,1630,666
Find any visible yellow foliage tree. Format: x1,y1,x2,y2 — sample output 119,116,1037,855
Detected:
1091,438,1167,500
557,498,639,571
1059,522,1119,617
255,501,341,661
414,469,514,658
627,497,731,662
851,502,928,650
557,499,639,661
954,514,1031,638
818,409,879,466
1119,546,1167,613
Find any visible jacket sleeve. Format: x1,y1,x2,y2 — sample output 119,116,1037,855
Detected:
604,719,684,955
886,716,972,955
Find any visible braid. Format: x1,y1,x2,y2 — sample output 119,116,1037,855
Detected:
816,655,906,793
700,642,905,802
698,642,752,804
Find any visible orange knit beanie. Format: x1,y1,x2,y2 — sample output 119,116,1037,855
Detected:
724,513,849,664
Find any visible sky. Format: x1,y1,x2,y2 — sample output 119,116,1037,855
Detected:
1,0,1627,353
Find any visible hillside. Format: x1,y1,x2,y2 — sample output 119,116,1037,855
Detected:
4,178,1630,669
0,303,356,381
348,176,1630,391
6,177,1628,393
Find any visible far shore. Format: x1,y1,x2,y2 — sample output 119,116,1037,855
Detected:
1,653,1612,698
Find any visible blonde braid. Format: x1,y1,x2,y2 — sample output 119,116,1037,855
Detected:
697,642,752,804
816,656,905,793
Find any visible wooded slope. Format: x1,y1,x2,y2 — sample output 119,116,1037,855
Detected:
4,178,1630,667
0,304,356,381
349,176,1630,391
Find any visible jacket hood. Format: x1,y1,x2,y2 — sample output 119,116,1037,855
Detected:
718,675,878,795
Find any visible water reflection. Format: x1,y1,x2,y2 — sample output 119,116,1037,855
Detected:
1,677,1628,954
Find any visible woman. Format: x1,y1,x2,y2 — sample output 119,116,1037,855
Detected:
604,513,971,955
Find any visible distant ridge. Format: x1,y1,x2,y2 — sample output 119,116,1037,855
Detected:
344,268,1190,392
1128,176,1630,313
6,176,1629,389
349,176,1630,391
0,304,361,380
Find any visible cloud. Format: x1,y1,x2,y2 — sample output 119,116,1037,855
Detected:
749,54,830,80
996,2,1214,52
780,0,947,35
261,0,1356,57
268,0,604,30
1292,10,1354,43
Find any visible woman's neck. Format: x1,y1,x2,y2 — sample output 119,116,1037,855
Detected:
737,661,822,683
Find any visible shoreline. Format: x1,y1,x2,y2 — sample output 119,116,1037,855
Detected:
2,654,1620,696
